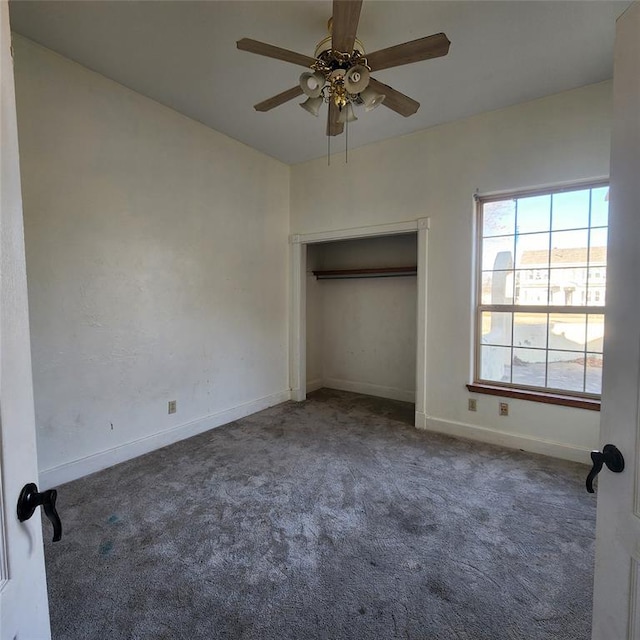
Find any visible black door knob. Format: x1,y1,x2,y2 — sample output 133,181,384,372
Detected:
17,483,62,542
586,444,625,493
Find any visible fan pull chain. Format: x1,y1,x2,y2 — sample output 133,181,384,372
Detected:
327,127,330,166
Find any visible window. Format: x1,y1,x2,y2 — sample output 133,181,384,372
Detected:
474,182,608,401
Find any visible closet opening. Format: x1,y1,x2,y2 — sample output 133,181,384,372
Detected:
290,219,429,428
306,233,418,407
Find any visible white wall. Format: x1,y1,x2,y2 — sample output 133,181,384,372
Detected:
13,36,291,486
306,235,417,401
292,81,612,462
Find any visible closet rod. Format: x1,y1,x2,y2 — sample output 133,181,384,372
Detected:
312,266,417,280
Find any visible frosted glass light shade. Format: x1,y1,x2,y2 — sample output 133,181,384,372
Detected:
299,71,325,98
300,96,323,117
360,87,385,111
337,103,357,124
344,65,370,94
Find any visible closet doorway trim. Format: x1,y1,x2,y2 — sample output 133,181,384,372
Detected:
289,218,429,429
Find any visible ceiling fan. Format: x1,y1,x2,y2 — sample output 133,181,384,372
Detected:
237,0,450,137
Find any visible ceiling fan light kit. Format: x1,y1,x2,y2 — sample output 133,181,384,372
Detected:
294,31,382,125
237,0,450,142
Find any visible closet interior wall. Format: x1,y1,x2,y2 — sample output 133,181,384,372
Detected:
306,234,418,403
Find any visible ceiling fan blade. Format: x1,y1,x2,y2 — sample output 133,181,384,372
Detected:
368,78,420,117
327,100,344,137
254,86,304,112
331,0,363,54
366,33,451,72
237,38,316,68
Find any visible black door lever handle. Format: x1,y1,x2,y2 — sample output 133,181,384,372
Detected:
586,444,625,493
17,482,62,542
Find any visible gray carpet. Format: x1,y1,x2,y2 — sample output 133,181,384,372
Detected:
43,389,596,639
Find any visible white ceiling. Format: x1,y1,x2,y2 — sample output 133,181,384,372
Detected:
9,0,629,165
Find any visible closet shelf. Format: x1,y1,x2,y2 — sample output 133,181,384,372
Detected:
312,266,417,280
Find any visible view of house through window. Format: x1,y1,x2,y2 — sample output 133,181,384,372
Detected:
476,182,608,396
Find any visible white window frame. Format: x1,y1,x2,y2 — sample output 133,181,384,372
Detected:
471,180,608,409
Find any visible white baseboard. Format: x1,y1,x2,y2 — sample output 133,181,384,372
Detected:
39,389,291,488
306,378,324,393
414,412,590,464
323,378,415,403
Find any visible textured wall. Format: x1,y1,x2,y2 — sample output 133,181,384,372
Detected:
14,36,290,478
292,82,612,458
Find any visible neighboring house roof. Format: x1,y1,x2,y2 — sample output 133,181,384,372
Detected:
519,246,606,266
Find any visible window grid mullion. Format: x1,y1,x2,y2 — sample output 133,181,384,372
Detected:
479,304,600,314
545,196,553,386
583,189,594,392
583,315,589,393
510,198,517,383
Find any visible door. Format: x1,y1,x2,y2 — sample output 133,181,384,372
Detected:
591,3,640,638
0,1,51,637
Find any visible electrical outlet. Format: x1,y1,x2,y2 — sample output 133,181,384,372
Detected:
168,400,177,415
468,398,477,412
499,402,509,416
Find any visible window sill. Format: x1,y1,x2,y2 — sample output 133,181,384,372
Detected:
466,383,601,411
